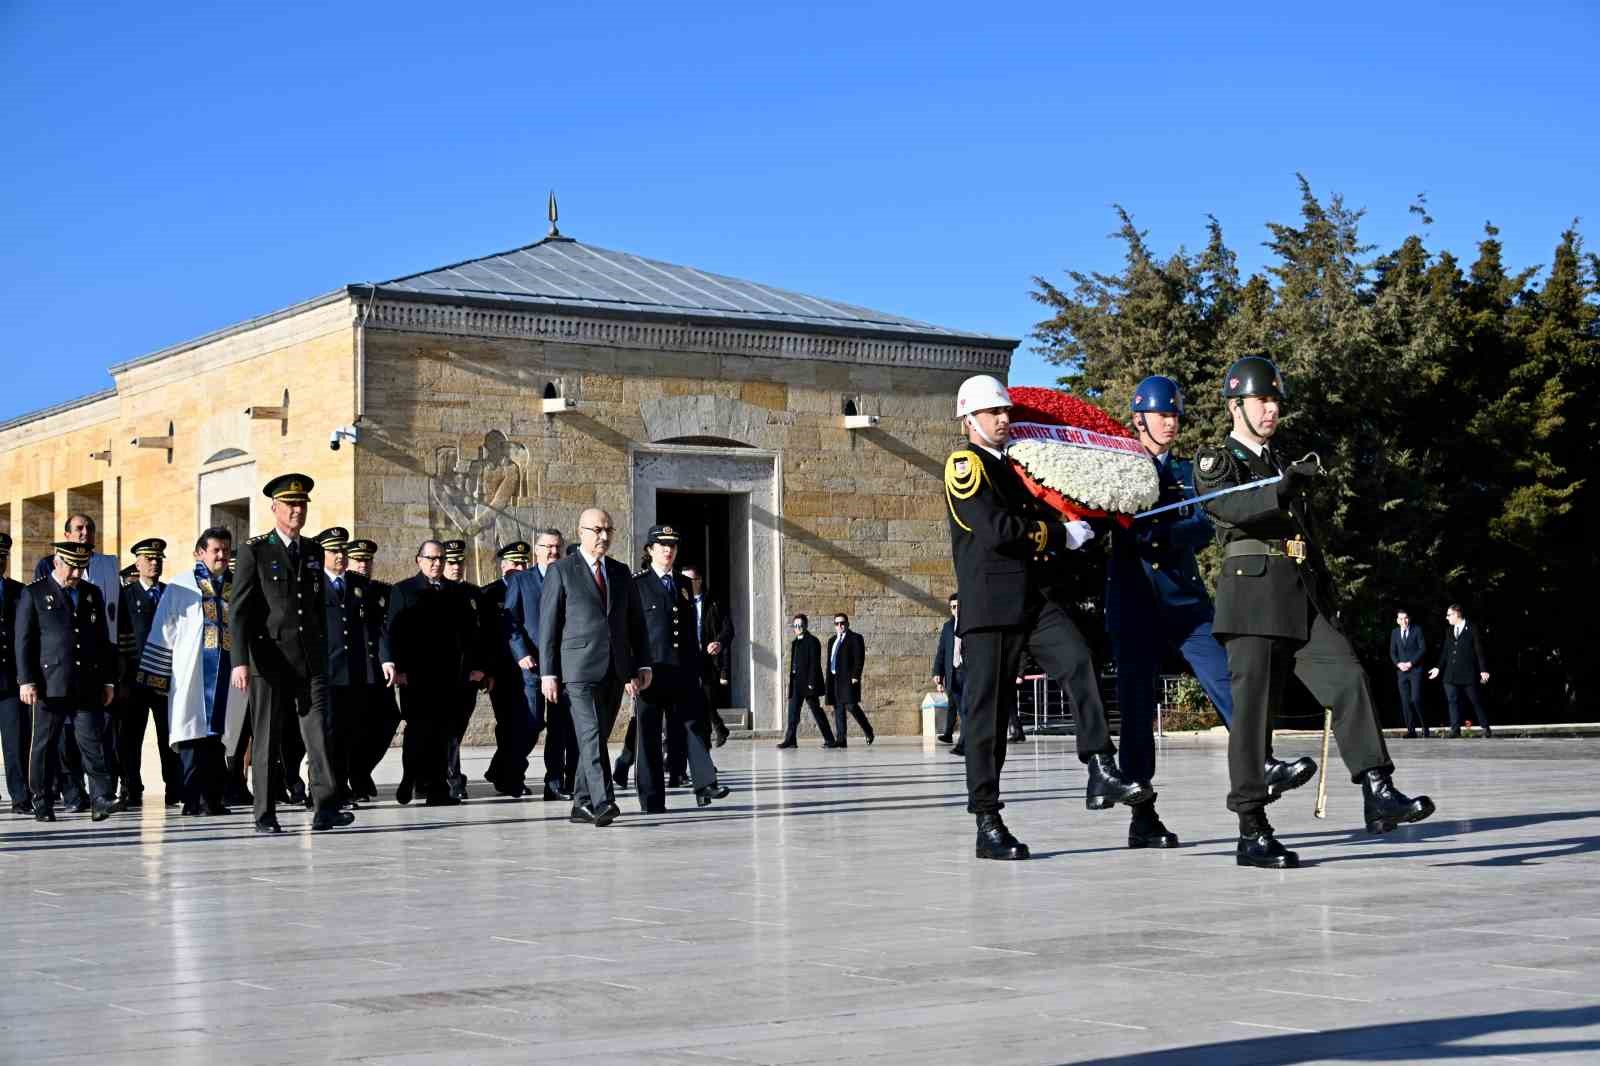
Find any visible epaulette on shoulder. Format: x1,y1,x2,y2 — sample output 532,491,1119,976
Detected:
26,575,49,589
944,449,984,500
248,533,271,545
1194,444,1236,489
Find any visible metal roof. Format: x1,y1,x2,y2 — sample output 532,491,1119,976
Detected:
363,236,1013,347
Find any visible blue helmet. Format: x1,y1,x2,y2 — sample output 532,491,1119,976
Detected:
1131,375,1185,415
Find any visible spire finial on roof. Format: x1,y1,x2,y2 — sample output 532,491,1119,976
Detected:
547,190,560,238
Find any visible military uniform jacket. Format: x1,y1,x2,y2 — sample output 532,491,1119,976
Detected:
1195,434,1333,640
788,632,824,698
117,580,166,685
15,576,116,702
323,571,377,688
449,578,485,686
0,576,23,695
825,630,865,706
634,569,700,670
479,577,517,677
1106,454,1215,635
228,530,330,680
944,444,1071,635
1436,624,1488,684
364,578,393,682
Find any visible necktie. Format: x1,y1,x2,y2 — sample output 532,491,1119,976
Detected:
594,559,607,608
953,634,963,669
661,573,673,596
830,636,840,672
332,576,343,596
1402,627,1408,641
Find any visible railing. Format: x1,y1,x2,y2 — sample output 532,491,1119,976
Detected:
1017,673,1186,736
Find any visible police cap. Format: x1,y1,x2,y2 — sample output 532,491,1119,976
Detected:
131,537,167,559
314,527,350,553
644,525,681,547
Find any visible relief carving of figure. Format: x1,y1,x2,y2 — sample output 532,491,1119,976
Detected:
429,429,530,581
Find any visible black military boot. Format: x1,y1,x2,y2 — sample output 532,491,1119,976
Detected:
1265,756,1316,797
975,812,1030,860
1128,802,1179,849
1085,754,1155,810
1236,810,1298,869
1361,769,1436,834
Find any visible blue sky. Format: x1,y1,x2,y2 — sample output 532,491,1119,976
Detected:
2,2,1595,422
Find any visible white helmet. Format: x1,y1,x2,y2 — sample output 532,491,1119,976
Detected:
956,375,1012,419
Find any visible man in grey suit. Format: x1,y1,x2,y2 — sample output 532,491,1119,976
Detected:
539,509,651,827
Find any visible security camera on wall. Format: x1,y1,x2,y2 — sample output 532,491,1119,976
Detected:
329,426,359,451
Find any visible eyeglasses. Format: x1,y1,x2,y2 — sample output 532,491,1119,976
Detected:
791,622,804,629
580,526,616,534
418,555,443,562
833,621,846,627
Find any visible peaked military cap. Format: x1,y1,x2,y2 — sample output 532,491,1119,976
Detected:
263,473,314,502
644,524,681,547
314,526,350,552
120,564,138,581
345,538,378,561
53,541,94,567
497,540,531,564
441,539,468,563
131,537,167,559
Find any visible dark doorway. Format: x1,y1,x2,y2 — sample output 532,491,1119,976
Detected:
655,491,732,595
210,497,250,543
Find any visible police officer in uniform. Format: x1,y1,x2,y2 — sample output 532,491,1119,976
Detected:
228,474,353,834
482,541,537,796
115,537,182,808
315,527,377,807
16,541,119,821
1195,356,1434,868
440,539,488,800
0,533,34,814
345,538,398,799
1107,376,1315,850
945,375,1153,860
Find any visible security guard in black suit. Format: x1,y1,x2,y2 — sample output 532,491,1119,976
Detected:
0,533,33,814
115,538,181,808
482,541,537,797
345,539,398,799
630,525,727,811
1196,356,1434,868
778,616,835,748
315,527,377,806
441,539,485,800
946,375,1152,860
228,474,353,834
16,542,119,821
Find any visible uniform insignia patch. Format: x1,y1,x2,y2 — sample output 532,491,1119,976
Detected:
353,587,363,597
1199,456,1216,473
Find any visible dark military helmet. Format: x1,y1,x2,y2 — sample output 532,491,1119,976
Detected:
1221,356,1288,400
1131,375,1185,415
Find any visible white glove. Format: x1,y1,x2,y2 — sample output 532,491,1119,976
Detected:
1062,520,1095,551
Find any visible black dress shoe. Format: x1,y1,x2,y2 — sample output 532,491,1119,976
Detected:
667,774,684,789
776,740,797,749
395,779,413,805
975,813,1030,860
569,803,596,823
423,794,462,807
311,809,356,830
121,792,143,809
72,798,91,813
165,793,183,807
35,809,56,822
696,784,730,807
1128,805,1180,849
1482,727,1494,738
1265,757,1317,798
865,732,874,745
12,800,34,815
642,801,667,814
255,819,285,834
592,801,620,827
713,730,729,748
287,782,308,806
936,733,953,744
612,761,630,788
1085,754,1155,810
1448,728,1462,738
91,800,114,822
1421,730,1432,738
950,743,965,757
833,741,847,749
1362,770,1436,834
204,801,230,816
181,801,200,817
1404,730,1417,739
1008,731,1027,743
1237,824,1299,869
542,785,564,801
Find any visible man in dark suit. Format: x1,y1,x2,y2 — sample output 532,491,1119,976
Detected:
440,539,488,800
1196,356,1433,869
1390,609,1429,737
630,525,727,811
945,374,1152,861
383,540,485,806
779,615,836,749
115,537,181,809
682,565,733,748
16,541,119,821
0,533,34,814
1429,604,1492,737
315,527,377,806
826,613,873,746
482,541,535,797
931,593,963,748
538,508,651,827
228,474,352,834
505,529,575,800
345,538,398,800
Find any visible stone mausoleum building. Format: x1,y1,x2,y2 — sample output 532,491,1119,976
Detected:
0,222,1016,734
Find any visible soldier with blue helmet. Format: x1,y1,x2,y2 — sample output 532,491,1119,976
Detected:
1108,375,1317,850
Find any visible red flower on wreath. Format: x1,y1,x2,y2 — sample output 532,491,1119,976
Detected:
1005,386,1137,527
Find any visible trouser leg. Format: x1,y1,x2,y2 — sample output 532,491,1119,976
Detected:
360,684,401,783
848,703,873,739
617,716,638,770
294,673,338,813
806,696,835,744
199,738,226,808
832,701,847,743
666,704,688,778
1112,626,1159,786
0,694,31,805
959,628,1025,815
177,741,203,807
1026,600,1114,760
1177,614,1235,728
1292,611,1392,783
29,709,67,813
633,690,666,810
72,709,113,803
567,675,622,809
280,698,306,797
782,693,802,744
1222,635,1289,814
248,674,285,825
57,726,85,806
1462,683,1489,727
1444,684,1464,729
115,696,147,797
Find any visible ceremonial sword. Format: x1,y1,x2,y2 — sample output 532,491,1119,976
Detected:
1130,473,1285,521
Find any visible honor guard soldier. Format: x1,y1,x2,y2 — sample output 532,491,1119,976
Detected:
315,527,377,807
1107,377,1315,850
629,525,727,811
0,533,35,814
945,375,1153,860
345,538,399,799
115,538,182,808
16,541,119,821
440,539,486,800
1196,356,1434,868
228,474,353,834
482,541,538,797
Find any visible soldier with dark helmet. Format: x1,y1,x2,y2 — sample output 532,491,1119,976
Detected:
945,374,1153,861
1106,376,1315,851
228,474,354,834
1196,355,1434,869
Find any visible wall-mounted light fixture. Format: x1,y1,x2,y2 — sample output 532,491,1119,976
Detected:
841,397,878,430
541,380,576,415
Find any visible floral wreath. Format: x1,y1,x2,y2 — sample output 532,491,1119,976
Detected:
1005,386,1160,527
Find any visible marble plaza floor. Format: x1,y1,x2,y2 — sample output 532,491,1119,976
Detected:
3,733,1599,1065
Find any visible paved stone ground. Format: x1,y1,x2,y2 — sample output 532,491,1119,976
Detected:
3,734,1598,1065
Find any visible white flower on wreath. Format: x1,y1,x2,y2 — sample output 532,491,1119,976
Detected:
1008,440,1160,515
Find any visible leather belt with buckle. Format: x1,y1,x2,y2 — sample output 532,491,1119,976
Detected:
1223,536,1309,564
